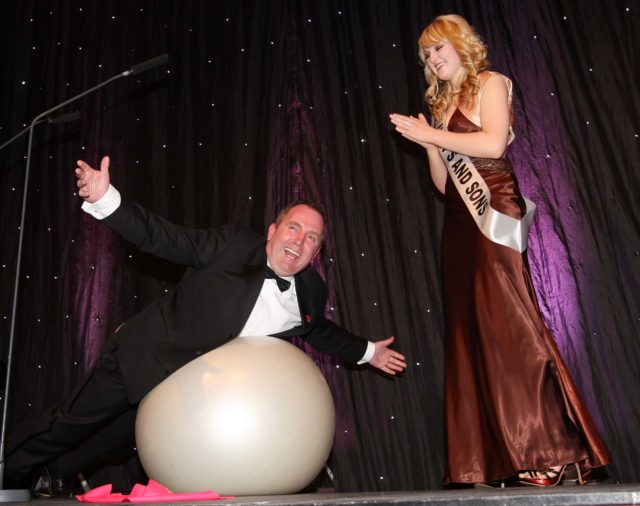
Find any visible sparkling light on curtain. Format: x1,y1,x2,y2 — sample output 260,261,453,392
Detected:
1,0,638,490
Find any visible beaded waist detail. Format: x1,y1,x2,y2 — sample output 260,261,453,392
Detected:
469,157,513,173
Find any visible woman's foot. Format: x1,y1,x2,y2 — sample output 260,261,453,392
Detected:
518,465,566,487
561,462,591,485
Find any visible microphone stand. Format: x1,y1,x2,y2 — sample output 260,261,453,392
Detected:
0,53,168,502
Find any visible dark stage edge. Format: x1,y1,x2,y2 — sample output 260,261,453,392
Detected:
11,484,640,506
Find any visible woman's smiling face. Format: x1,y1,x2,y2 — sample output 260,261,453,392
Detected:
424,41,464,84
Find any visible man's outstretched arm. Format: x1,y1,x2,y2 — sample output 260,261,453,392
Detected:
74,156,247,269
75,156,111,203
368,336,407,376
306,318,407,376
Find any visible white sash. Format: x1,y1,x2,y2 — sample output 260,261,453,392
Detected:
441,148,536,253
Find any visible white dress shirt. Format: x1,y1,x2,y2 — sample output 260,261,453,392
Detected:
239,266,300,336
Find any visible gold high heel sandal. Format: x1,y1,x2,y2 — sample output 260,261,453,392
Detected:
561,462,591,485
518,465,566,487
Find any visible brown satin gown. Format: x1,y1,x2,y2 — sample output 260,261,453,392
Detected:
442,108,610,484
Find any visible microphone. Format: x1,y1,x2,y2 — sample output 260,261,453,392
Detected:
47,110,81,125
0,111,81,151
32,53,169,129
122,53,169,77
0,54,169,500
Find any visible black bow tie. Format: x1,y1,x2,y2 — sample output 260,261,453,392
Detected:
265,266,292,292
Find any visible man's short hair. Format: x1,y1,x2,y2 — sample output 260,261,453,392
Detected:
274,200,326,226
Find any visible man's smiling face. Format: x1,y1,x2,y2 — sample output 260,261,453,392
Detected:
265,205,324,277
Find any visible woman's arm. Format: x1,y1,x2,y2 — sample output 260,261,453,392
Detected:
426,146,448,194
390,75,511,159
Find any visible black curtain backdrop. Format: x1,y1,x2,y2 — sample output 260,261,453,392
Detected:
1,0,638,491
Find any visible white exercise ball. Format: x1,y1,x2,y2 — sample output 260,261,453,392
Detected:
135,335,336,495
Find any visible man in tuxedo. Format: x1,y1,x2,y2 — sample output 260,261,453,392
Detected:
5,156,407,494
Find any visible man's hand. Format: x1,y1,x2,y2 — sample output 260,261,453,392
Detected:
368,336,407,376
75,156,111,203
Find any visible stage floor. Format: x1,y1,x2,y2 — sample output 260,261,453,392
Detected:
9,483,640,506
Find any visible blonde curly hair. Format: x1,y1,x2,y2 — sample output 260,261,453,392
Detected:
418,15,489,126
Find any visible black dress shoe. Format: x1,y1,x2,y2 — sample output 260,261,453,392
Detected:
30,464,77,498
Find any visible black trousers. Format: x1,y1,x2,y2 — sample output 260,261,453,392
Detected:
4,340,137,484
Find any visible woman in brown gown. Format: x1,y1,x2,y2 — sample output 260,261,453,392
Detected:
390,14,609,486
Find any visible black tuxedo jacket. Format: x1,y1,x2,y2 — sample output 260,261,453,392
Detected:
102,200,368,403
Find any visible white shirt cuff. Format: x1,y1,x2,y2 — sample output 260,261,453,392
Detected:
81,185,121,219
357,341,375,365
